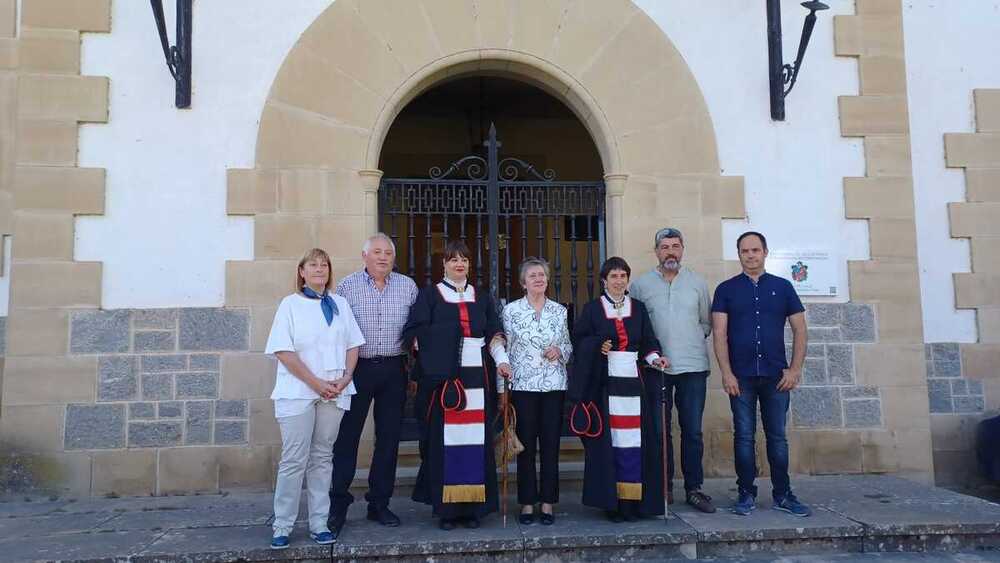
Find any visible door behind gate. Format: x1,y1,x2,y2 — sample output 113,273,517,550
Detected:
378,124,606,441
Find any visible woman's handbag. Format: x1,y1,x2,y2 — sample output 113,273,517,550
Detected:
495,398,524,466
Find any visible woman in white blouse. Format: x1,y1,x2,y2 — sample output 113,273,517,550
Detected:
499,257,572,525
265,248,365,549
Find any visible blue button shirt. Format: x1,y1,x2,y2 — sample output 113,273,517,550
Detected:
711,272,804,378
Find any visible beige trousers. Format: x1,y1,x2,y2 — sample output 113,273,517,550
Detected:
272,400,345,536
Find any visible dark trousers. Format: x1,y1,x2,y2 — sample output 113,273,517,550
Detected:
729,376,791,500
330,355,407,512
644,370,708,493
510,390,564,505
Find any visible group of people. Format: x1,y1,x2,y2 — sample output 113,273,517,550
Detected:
263,227,812,549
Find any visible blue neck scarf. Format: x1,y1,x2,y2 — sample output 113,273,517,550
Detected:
301,286,339,325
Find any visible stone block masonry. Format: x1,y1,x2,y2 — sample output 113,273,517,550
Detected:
786,303,884,430
926,343,986,414
65,308,250,449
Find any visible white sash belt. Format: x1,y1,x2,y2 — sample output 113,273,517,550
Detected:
608,350,638,378
461,337,485,368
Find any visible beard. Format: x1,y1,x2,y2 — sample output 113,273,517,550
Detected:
660,257,680,271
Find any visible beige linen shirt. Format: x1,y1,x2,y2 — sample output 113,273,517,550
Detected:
629,267,711,375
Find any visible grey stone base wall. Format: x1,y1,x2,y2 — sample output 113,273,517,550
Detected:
786,303,883,430
66,309,250,450
926,343,986,414
56,303,885,445
926,342,994,487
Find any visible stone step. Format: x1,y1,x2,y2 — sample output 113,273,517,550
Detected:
2,475,998,562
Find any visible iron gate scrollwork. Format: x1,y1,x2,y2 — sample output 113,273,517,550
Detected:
378,124,607,317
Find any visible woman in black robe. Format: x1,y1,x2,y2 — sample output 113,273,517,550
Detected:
570,256,670,522
402,240,512,530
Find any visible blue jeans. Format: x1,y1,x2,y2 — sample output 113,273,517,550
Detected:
729,376,790,500
645,371,708,492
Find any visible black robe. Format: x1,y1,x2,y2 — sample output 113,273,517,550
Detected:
570,294,665,516
402,282,502,520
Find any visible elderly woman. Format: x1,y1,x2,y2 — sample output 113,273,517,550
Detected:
498,257,572,526
403,240,511,530
570,256,670,523
265,248,365,549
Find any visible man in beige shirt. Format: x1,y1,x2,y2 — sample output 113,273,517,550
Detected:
629,227,715,513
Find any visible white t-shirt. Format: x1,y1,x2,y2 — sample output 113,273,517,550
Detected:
266,292,366,417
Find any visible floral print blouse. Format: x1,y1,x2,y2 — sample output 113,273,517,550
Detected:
499,297,573,392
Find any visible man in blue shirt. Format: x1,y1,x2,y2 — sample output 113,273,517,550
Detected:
711,231,810,517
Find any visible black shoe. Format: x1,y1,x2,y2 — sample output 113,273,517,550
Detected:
439,518,455,531
518,512,535,525
686,490,717,514
327,508,347,537
605,510,624,523
367,505,401,527
539,512,555,525
462,516,480,529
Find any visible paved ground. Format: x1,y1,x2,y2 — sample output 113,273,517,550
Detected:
0,475,998,562
674,556,1000,562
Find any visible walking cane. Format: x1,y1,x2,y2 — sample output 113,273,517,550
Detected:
500,377,511,528
653,364,672,522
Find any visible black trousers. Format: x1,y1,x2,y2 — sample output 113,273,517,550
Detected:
330,355,407,512
511,390,564,505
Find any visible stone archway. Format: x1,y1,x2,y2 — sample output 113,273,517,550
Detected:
224,0,744,477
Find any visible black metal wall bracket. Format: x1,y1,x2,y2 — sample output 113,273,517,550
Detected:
151,0,192,108
767,0,829,121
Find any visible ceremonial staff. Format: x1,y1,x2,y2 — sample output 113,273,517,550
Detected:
497,377,514,527
651,363,673,521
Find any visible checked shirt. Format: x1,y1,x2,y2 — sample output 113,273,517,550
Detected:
336,269,419,359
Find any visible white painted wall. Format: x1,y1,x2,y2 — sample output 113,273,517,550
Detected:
903,1,1000,343
72,0,868,310
76,1,335,308
638,0,869,302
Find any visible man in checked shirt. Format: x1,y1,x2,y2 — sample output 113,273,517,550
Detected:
328,233,418,538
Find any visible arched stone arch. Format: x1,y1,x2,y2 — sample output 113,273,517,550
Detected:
229,0,742,283
225,0,744,466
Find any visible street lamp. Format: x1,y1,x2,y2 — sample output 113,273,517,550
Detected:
150,0,192,108
767,0,829,121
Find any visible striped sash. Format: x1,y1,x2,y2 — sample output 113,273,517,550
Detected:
607,351,642,500
442,337,487,503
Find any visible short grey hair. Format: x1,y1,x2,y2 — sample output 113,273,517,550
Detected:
362,232,396,254
654,227,684,248
519,257,551,286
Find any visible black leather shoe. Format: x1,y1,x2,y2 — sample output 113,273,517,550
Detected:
539,512,555,525
367,506,401,527
462,516,480,529
327,508,347,536
518,512,535,525
686,490,717,514
439,518,455,531
605,510,624,523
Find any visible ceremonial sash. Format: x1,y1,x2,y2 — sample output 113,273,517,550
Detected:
442,337,487,503
607,350,642,501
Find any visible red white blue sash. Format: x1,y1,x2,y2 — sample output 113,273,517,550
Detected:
607,350,642,500
442,336,486,503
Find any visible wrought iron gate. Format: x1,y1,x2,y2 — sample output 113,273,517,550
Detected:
378,124,607,316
